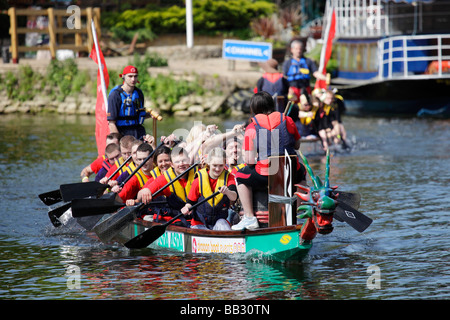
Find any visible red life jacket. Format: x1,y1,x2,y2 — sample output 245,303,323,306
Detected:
101,158,113,171
251,112,296,161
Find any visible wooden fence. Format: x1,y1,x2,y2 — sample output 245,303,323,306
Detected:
8,7,100,63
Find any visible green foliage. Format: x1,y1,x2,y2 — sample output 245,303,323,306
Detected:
305,44,339,76
124,53,204,108
1,52,208,113
103,0,277,41
0,65,44,101
110,26,157,43
2,71,19,100
45,59,90,101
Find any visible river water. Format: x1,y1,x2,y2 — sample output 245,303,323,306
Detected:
0,112,448,302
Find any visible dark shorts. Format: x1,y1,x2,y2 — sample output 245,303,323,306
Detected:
235,165,268,191
235,161,306,190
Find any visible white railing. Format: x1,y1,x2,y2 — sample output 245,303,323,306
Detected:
324,0,389,39
378,34,450,80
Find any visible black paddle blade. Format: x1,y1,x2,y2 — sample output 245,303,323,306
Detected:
332,191,361,209
93,204,141,243
75,215,105,231
39,189,62,206
60,181,108,202
124,213,183,249
124,224,166,249
71,195,124,218
48,202,72,227
335,200,372,233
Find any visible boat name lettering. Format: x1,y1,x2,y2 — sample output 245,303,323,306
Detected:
157,231,184,251
192,236,246,254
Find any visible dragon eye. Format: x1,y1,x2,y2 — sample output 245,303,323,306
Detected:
312,191,320,201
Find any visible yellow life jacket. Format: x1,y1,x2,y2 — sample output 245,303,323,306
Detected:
113,157,128,176
227,163,246,174
135,169,150,188
323,104,332,116
149,167,161,180
300,106,318,125
162,167,197,202
125,161,137,175
197,168,229,207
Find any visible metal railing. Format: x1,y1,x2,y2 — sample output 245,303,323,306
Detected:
324,0,389,39
378,34,450,80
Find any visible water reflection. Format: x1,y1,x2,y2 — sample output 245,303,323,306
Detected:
57,247,317,300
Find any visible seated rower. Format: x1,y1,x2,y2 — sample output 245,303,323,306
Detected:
312,89,335,151
297,93,319,140
135,147,197,226
94,143,122,182
224,135,246,175
180,148,237,230
111,143,154,202
99,135,136,184
323,89,348,147
148,145,172,184
80,132,121,182
111,139,143,187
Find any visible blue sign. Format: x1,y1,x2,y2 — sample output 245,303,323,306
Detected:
222,40,272,62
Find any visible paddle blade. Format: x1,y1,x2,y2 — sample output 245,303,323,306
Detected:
124,213,183,249
93,204,141,243
75,215,105,231
333,191,361,209
124,224,166,249
60,181,108,202
39,189,62,206
48,202,72,227
335,200,372,233
71,196,124,217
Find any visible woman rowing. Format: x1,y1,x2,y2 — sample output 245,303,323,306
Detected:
180,148,237,230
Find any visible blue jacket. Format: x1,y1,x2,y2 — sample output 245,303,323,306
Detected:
107,85,145,127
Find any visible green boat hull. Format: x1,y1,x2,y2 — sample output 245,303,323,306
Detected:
114,221,312,263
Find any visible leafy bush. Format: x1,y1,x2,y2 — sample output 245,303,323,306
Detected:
1,52,207,112
103,0,276,41
45,59,90,101
124,53,204,108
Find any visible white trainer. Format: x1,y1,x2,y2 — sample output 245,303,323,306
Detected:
231,216,259,230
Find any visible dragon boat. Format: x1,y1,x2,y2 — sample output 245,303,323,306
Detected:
87,150,371,263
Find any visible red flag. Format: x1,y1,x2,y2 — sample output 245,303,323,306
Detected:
315,8,336,90
89,43,110,156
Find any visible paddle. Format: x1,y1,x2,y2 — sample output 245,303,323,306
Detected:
38,153,132,206
124,191,220,249
59,154,133,202
332,191,361,210
71,143,165,217
92,162,199,242
47,202,72,227
39,189,64,206
334,200,372,232
48,143,162,226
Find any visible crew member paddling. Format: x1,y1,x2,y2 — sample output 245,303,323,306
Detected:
181,148,237,230
111,143,154,202
135,147,197,226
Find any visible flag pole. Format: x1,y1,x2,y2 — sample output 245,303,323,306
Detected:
91,19,108,112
